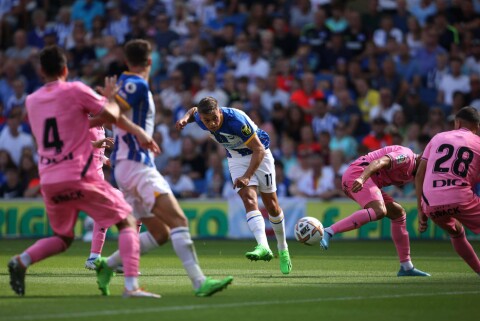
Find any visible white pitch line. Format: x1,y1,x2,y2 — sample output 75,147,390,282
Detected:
4,290,480,321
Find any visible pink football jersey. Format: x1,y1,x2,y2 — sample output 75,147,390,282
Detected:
362,145,417,188
422,128,480,206
89,126,106,174
26,81,106,184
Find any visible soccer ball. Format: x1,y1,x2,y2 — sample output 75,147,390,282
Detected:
294,217,324,245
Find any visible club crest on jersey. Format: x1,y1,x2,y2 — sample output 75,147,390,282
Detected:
395,154,407,164
241,124,252,136
125,82,137,94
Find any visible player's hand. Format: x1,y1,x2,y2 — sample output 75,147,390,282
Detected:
351,177,364,193
96,76,118,102
92,137,114,149
233,176,250,189
418,212,429,233
175,118,188,131
105,158,111,167
135,129,161,155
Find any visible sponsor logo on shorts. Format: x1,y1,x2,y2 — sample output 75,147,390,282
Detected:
51,190,85,204
40,152,74,165
241,124,252,136
428,207,460,218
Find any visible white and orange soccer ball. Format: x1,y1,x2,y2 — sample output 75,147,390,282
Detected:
294,217,324,245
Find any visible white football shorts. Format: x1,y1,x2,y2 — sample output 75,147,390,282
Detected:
114,159,172,219
228,149,277,193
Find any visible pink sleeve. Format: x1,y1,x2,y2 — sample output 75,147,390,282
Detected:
73,82,106,116
422,141,432,161
387,147,414,170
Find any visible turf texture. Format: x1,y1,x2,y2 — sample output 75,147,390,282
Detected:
0,239,479,321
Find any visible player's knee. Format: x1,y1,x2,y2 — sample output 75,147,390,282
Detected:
150,230,169,245
264,203,281,216
372,206,387,219
56,235,73,250
116,215,136,230
448,223,464,237
387,204,406,220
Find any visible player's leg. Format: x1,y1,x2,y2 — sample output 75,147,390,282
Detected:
238,186,274,261
432,215,480,274
8,183,78,296
385,201,430,276
81,179,159,298
105,216,169,269
85,222,108,270
152,193,233,296
260,191,291,274
321,166,386,250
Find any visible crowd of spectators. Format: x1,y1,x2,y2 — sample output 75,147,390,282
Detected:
1,0,480,200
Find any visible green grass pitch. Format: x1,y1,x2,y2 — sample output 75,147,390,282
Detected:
1,239,479,321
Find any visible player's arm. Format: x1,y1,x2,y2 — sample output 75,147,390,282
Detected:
233,134,266,189
175,107,198,130
415,159,429,233
115,113,160,154
351,155,391,193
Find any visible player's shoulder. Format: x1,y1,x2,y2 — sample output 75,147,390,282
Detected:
118,72,148,93
222,107,248,122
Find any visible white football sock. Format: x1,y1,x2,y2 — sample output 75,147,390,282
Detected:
324,227,335,236
107,231,159,268
400,260,414,271
247,210,269,248
170,227,206,290
19,252,32,267
89,253,100,259
125,276,139,292
269,211,288,251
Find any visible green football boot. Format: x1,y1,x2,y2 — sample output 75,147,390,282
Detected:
94,257,115,296
195,276,233,297
245,244,274,261
279,249,292,275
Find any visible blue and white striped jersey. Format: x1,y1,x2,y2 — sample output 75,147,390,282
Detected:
194,107,270,158
111,72,155,167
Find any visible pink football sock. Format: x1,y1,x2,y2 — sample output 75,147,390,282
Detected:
451,230,480,273
25,236,68,264
391,214,411,263
90,222,107,256
331,208,375,234
118,227,140,277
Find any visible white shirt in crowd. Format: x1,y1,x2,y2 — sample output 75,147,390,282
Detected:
0,126,34,166
369,102,402,124
297,166,335,197
439,74,470,106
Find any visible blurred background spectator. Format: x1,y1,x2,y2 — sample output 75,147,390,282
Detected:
2,0,479,200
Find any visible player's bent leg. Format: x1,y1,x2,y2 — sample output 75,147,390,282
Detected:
85,222,108,270
440,218,480,274
152,193,233,296
239,186,272,260
260,191,291,274
104,217,167,275
8,235,71,296
322,201,385,250
385,202,430,276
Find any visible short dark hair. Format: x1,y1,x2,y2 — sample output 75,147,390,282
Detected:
124,39,152,67
456,106,480,125
39,45,67,77
197,96,219,114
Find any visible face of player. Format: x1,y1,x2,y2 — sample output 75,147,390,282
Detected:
199,108,223,132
